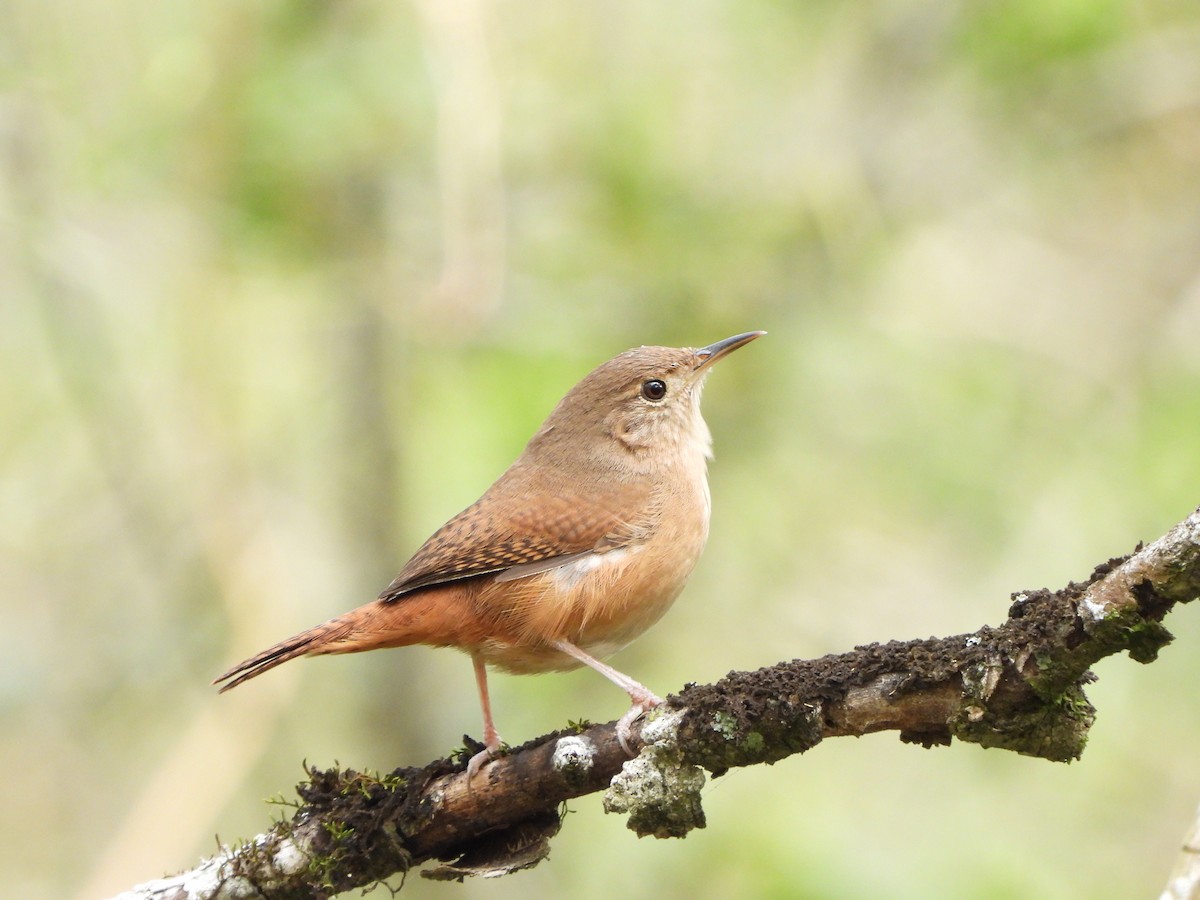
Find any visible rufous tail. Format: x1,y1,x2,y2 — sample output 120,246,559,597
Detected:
213,587,480,692
213,615,356,692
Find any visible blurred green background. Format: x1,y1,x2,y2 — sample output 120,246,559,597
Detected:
4,1,1200,897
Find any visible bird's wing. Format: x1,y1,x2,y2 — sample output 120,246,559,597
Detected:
378,481,654,601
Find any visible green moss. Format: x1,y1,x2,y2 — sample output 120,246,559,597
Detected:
952,683,1094,763
335,768,409,800
681,703,823,773
286,762,421,894
1026,604,1175,700
323,820,354,842
1123,619,1174,664
742,732,765,755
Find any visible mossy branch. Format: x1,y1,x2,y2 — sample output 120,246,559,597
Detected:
112,508,1200,899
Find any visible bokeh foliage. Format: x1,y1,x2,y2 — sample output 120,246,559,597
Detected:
3,1,1200,898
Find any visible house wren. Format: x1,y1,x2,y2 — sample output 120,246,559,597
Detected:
215,331,764,777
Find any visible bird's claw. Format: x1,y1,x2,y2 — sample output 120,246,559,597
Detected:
466,745,496,782
464,730,503,786
615,691,663,756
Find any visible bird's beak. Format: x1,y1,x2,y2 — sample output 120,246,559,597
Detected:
693,331,766,371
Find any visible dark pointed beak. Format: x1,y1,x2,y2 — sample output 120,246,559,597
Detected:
693,331,766,371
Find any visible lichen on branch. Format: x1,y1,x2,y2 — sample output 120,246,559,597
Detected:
112,508,1200,899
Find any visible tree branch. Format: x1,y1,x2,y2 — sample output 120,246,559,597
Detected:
113,507,1200,899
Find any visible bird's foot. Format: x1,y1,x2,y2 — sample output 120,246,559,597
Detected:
466,746,495,782
464,731,503,784
615,689,663,757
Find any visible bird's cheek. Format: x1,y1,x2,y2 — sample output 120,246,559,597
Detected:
607,414,651,452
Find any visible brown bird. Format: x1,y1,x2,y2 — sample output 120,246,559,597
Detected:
215,331,764,777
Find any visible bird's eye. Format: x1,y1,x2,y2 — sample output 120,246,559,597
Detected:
641,379,667,401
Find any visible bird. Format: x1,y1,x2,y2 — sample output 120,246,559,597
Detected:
214,331,764,778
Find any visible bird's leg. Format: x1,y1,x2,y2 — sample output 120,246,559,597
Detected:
466,653,502,781
551,639,663,756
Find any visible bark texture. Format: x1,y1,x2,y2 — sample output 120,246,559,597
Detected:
112,508,1200,899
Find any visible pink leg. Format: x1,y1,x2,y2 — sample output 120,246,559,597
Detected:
466,653,502,781
551,640,662,755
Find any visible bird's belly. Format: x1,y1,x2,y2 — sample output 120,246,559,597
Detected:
476,516,708,674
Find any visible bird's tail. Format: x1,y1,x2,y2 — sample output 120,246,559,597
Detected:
213,614,356,692
213,587,479,692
